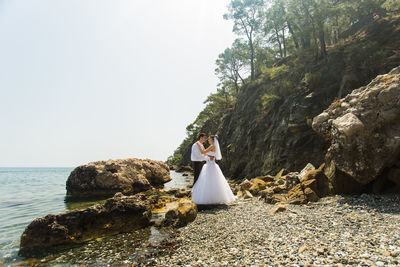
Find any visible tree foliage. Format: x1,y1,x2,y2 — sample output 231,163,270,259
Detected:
224,0,266,80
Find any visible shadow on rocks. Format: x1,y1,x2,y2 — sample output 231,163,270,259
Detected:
336,193,400,215
196,204,231,213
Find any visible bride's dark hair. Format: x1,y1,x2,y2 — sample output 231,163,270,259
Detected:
209,134,218,140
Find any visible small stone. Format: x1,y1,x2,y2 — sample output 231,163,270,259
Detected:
298,246,307,253
243,190,253,199
299,163,315,180
268,204,287,214
391,250,400,257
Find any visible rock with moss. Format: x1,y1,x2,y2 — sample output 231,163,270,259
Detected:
19,193,152,257
300,164,333,197
239,179,253,191
163,198,197,227
286,184,308,205
248,178,268,195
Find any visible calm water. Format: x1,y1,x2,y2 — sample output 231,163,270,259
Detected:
0,168,190,264
166,170,193,188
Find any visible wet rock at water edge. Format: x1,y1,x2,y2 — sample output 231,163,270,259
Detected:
162,198,197,228
175,165,193,173
19,192,152,257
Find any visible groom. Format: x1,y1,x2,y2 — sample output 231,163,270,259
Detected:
191,133,208,185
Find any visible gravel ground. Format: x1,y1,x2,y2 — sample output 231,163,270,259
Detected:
37,194,400,266
150,194,400,266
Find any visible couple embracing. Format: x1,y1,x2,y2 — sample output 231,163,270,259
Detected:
190,133,236,205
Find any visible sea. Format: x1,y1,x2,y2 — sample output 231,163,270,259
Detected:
0,167,190,265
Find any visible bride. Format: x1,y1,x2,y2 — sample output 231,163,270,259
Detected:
191,135,236,205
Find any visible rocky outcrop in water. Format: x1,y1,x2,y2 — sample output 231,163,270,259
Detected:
19,193,152,257
66,158,171,198
175,165,193,173
313,66,400,193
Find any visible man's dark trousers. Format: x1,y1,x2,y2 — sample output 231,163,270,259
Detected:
192,161,205,185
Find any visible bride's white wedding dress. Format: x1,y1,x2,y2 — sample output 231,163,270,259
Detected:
192,151,236,205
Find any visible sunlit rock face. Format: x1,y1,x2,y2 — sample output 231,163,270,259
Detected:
313,66,400,191
66,158,171,198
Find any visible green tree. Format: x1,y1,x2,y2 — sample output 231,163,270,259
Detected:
383,0,400,11
224,0,265,80
265,0,288,58
215,40,248,95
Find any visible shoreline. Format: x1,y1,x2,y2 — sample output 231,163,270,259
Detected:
149,194,400,266
28,193,400,266
33,193,400,266
0,169,190,265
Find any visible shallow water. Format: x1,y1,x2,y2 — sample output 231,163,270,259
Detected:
0,168,190,265
166,170,193,188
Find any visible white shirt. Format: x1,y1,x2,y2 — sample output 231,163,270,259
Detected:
191,141,207,161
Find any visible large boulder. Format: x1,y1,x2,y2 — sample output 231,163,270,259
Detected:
66,158,171,198
163,198,197,227
313,66,400,189
19,193,152,257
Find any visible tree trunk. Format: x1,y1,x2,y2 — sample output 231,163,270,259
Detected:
234,76,239,96
287,21,299,50
282,28,287,57
318,22,327,58
237,71,245,85
302,3,318,61
224,92,229,109
301,20,311,49
333,15,339,44
310,21,318,61
274,26,283,58
249,38,255,80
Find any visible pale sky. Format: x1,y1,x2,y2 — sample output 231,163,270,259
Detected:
0,0,235,167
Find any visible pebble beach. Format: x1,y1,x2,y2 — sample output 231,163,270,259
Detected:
149,194,400,266
17,193,400,266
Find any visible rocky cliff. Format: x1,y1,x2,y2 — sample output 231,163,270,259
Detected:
175,14,400,179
